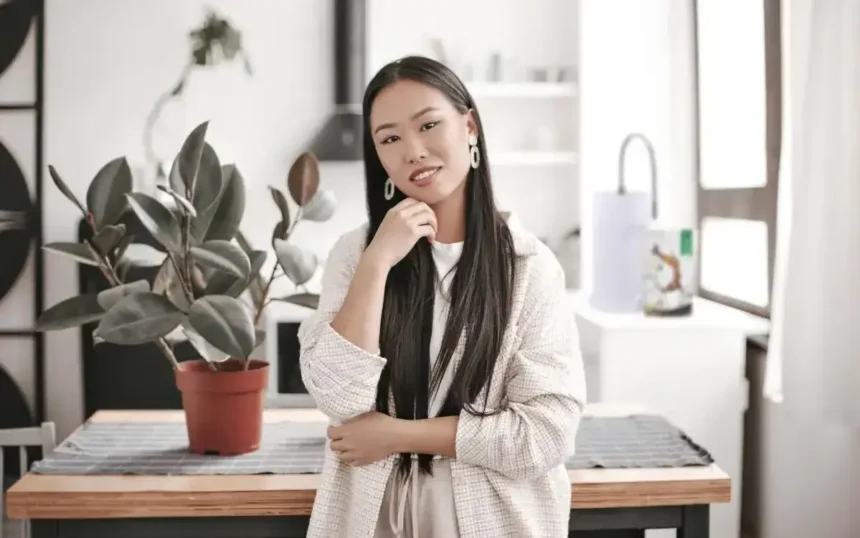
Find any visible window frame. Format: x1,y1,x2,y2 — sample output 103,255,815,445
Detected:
693,0,782,319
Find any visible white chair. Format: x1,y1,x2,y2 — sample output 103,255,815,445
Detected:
0,423,55,538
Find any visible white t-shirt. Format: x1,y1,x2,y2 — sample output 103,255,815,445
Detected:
375,239,464,537
427,239,463,417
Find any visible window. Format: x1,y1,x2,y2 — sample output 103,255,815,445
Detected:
694,0,781,318
700,217,770,309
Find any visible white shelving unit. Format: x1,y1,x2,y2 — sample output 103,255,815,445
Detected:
468,81,579,171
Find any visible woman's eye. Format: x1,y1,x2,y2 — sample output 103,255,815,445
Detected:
381,135,400,144
421,121,439,131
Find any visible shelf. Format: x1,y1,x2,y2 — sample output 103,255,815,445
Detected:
0,103,38,111
491,151,578,166
467,82,578,99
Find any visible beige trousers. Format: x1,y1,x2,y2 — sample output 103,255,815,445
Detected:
373,458,460,538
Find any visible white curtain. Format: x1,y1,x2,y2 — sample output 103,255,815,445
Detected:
765,0,860,428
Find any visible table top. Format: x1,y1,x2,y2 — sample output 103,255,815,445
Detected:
7,403,730,520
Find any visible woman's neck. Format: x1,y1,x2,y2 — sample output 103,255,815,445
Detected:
430,183,467,243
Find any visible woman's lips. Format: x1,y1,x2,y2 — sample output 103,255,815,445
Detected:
409,166,441,186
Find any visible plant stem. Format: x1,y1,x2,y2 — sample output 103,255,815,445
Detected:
153,339,184,371
254,264,278,327
85,240,182,371
183,226,194,296
167,251,195,304
178,191,195,294
242,211,303,371
259,209,302,314
175,214,217,372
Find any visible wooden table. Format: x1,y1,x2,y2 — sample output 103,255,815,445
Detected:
7,404,730,537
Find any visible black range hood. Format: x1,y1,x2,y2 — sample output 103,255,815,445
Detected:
309,0,366,162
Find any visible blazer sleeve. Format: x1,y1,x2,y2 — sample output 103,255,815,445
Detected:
297,230,388,422
454,257,587,480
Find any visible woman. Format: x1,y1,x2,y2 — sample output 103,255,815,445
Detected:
298,55,586,538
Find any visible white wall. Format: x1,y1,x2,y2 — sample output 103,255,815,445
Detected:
578,0,697,293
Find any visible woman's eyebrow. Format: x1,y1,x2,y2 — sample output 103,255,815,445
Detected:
374,106,440,134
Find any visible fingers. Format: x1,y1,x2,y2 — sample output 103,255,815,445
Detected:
392,198,438,241
337,452,369,467
393,197,421,213
398,199,428,217
385,197,437,244
407,205,436,226
327,425,343,440
408,207,437,239
416,224,436,242
331,444,361,466
391,198,436,226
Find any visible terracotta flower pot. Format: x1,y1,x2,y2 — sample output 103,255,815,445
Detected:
175,358,269,455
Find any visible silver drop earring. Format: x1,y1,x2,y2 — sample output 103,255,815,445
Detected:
384,177,395,201
469,134,480,169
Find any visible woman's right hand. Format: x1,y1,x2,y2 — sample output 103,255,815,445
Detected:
364,198,438,269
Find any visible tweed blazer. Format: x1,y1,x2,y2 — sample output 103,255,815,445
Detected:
298,221,587,538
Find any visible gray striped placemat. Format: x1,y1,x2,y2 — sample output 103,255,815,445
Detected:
30,414,712,476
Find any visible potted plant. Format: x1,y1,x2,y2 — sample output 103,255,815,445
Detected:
35,121,334,455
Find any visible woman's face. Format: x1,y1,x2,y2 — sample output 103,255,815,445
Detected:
369,79,476,206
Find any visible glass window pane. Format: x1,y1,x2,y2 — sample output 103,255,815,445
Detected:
700,217,769,307
696,0,768,189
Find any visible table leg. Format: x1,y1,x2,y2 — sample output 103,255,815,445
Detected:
678,505,710,538
569,505,685,537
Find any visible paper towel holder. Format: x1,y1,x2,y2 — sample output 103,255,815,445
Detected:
617,132,659,220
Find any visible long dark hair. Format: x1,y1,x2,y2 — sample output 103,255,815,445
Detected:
362,56,517,479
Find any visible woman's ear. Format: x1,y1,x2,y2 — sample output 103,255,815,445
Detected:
465,108,478,137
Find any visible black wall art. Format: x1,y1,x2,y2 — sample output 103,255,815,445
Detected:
0,141,36,303
0,0,36,77
0,0,45,448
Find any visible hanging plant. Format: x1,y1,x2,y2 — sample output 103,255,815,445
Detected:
143,8,253,181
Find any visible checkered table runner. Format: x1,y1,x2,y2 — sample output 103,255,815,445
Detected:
30,414,712,476
570,414,713,469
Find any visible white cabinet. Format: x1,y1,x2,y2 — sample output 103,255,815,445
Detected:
569,291,769,538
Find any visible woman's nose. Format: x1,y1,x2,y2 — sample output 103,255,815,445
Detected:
403,137,427,164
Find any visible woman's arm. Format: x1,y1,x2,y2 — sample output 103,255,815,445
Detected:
329,199,436,351
455,257,585,480
298,228,390,422
329,254,389,353
299,200,437,423
392,416,459,458
388,257,586,475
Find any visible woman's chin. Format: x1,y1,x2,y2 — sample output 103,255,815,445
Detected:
403,178,464,206
406,188,450,206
